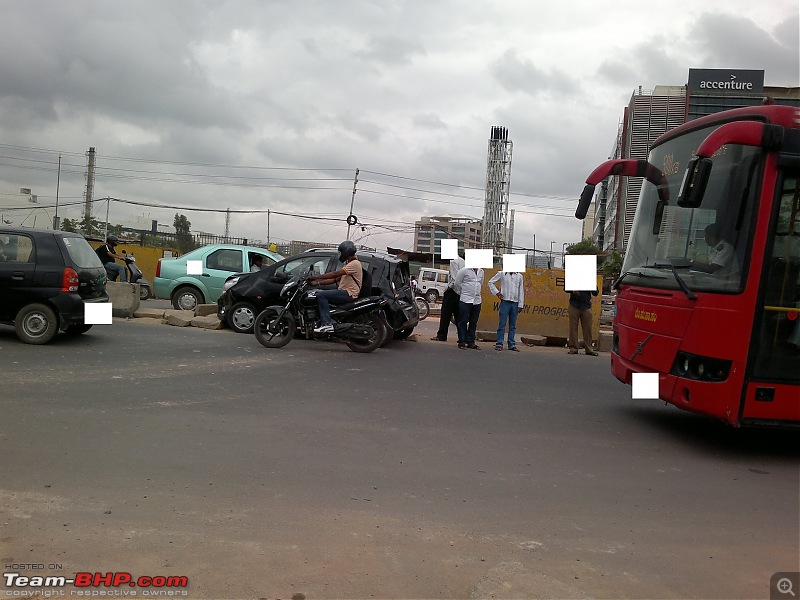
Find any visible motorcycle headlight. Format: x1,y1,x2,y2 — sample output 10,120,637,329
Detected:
222,276,240,292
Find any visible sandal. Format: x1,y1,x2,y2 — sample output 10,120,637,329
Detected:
508,346,520,352
495,345,503,351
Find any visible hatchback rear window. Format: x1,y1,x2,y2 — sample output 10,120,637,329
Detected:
60,236,104,268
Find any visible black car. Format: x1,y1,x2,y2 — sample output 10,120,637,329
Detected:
0,228,109,344
217,249,419,337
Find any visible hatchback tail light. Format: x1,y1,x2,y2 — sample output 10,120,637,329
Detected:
62,267,80,292
156,259,161,278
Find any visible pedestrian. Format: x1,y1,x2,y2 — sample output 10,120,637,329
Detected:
453,264,484,350
430,252,465,342
566,288,599,355
410,275,418,295
488,269,525,351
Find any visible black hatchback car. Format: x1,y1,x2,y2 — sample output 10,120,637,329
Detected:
0,228,109,344
217,249,419,337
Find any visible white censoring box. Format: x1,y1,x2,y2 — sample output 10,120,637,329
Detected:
565,255,598,291
85,303,113,325
465,248,493,269
186,260,203,275
502,253,526,273
440,239,458,260
632,372,660,399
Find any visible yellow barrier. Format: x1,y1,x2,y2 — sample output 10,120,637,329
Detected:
476,268,602,340
89,242,179,285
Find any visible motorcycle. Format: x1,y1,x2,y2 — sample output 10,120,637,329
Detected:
254,275,390,353
119,251,152,300
414,294,430,320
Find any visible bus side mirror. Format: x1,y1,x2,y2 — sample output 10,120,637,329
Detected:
652,200,666,235
575,184,595,219
677,157,712,208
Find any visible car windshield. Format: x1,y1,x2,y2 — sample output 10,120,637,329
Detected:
61,236,104,268
621,125,762,293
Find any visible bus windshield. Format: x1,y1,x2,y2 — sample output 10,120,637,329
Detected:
620,125,762,294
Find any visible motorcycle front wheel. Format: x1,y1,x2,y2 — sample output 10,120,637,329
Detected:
254,307,296,348
346,313,384,353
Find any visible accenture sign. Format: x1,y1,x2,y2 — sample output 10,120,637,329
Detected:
688,69,764,94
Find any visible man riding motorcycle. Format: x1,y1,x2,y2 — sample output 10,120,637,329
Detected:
307,240,363,334
95,235,127,282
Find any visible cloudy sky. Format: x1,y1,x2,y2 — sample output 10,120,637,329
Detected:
0,0,797,255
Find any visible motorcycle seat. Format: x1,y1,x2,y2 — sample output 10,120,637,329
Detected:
336,296,382,311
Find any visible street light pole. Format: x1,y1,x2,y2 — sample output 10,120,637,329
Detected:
549,241,555,269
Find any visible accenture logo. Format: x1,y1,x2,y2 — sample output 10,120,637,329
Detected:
698,74,754,91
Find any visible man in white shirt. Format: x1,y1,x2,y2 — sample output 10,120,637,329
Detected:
453,265,484,349
488,270,525,351
431,253,466,342
694,224,740,278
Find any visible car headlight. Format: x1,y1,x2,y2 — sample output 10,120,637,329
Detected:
222,276,240,292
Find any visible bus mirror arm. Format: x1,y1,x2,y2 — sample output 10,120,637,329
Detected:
576,159,668,220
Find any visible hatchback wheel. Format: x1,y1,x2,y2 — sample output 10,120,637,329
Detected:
15,304,59,344
228,302,257,334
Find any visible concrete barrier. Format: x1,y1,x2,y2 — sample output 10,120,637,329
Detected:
163,310,194,327
107,282,140,318
598,330,613,353
191,315,224,330
195,304,218,317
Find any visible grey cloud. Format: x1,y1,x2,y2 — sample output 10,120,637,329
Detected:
355,35,427,67
0,1,246,131
411,114,448,130
689,13,799,84
491,49,579,96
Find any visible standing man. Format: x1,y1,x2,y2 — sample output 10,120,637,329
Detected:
488,269,525,352
431,251,465,342
566,288,599,355
453,264,484,350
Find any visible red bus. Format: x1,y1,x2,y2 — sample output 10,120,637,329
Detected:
577,104,800,427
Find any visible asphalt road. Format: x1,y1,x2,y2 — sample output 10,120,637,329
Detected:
1,316,797,599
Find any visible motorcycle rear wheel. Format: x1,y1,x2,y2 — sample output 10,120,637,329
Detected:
346,313,384,353
254,307,296,348
415,296,430,320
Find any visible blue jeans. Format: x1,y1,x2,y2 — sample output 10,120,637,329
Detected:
457,301,481,345
104,262,127,282
496,300,519,348
316,289,353,325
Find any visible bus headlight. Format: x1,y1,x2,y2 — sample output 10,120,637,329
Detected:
671,352,731,382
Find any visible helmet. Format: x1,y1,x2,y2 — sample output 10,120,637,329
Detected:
337,240,357,263
106,235,119,245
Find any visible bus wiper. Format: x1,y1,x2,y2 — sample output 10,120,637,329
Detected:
647,262,697,301
612,269,666,290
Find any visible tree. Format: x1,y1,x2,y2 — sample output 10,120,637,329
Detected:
565,238,601,255
61,218,78,233
601,249,624,281
78,215,102,237
174,213,196,253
